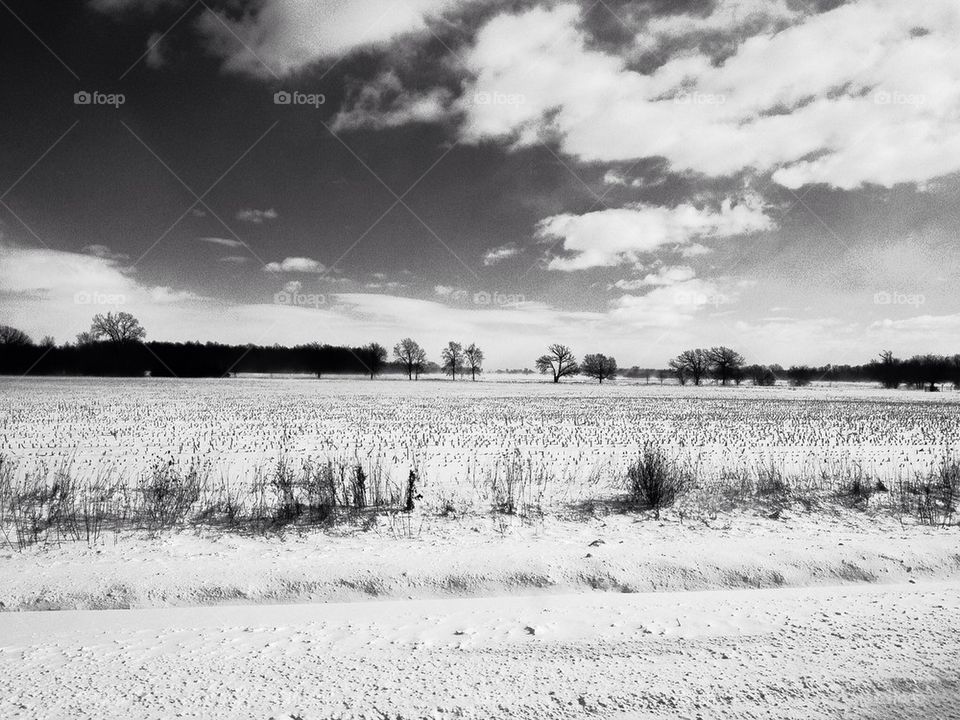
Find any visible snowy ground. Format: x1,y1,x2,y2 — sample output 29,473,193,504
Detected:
1,511,959,718
2,378,959,717
2,582,958,719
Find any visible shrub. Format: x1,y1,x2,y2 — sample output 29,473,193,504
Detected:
139,460,202,530
624,445,690,517
270,458,301,524
755,462,790,497
898,458,959,526
837,466,877,508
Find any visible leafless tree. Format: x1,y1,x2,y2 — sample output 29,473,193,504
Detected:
360,342,387,379
535,344,579,383
0,325,32,346
75,331,96,346
463,343,484,381
441,341,463,379
393,338,427,379
581,353,618,383
706,346,745,385
89,312,146,343
670,348,709,385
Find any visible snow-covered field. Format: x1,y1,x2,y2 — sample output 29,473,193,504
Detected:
2,376,959,499
1,377,959,718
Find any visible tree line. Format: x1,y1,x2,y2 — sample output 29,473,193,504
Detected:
1,315,958,389
0,314,487,380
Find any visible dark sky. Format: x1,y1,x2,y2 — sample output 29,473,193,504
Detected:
1,0,958,366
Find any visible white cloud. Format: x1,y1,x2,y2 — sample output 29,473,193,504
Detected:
82,244,129,261
609,278,733,329
236,208,278,224
537,196,772,271
640,0,803,45
150,286,204,303
639,265,697,286
680,243,712,258
196,0,462,78
199,236,245,248
5,244,957,365
433,284,467,301
482,243,519,266
332,71,453,131
263,256,325,273
220,255,250,264
454,0,960,190
0,244,205,342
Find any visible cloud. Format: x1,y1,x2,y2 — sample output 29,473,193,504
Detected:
5,244,956,365
609,278,733,328
637,265,697,287
332,71,453,131
150,286,204,303
196,0,462,78
639,0,803,47
482,243,519,266
219,256,250,264
0,244,205,342
537,195,772,271
199,236,245,248
82,244,129,261
236,208,278,223
453,0,960,190
433,284,468,301
263,256,325,273
145,32,167,68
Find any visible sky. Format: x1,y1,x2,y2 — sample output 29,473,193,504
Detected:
1,0,959,368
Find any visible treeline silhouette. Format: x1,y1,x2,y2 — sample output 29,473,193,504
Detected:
0,341,431,378
1,317,958,389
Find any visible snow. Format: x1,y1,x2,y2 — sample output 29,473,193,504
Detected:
1,582,958,718
2,378,959,717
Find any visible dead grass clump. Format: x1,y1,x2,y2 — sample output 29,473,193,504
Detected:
624,445,691,518
898,458,959,526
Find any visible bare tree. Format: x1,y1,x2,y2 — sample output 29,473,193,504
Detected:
75,331,96,346
40,335,55,348
0,325,32,346
535,344,579,383
393,338,427,380
441,341,463,380
463,343,484,381
706,346,745,385
667,360,687,385
360,342,387,379
89,312,146,343
581,353,618,383
670,349,709,385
